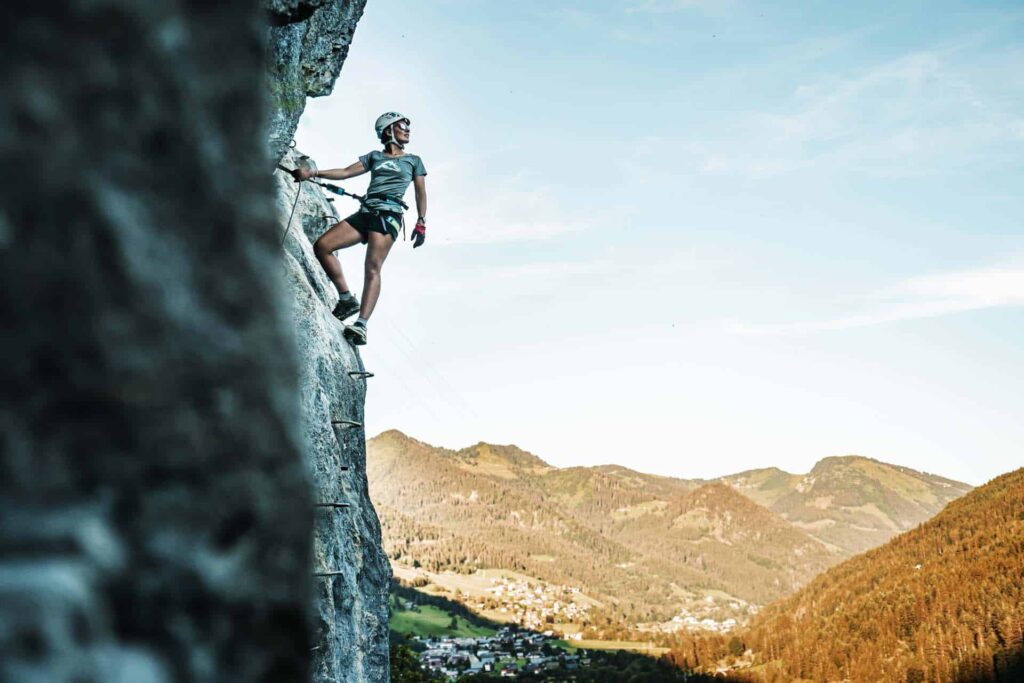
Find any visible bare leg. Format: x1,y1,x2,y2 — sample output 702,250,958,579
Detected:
313,220,364,297
360,230,396,320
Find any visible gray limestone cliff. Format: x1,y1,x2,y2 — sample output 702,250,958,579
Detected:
266,0,369,163
268,0,392,679
276,149,392,682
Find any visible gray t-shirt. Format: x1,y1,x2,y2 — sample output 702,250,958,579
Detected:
358,150,427,214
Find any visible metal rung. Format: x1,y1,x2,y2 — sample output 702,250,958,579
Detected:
348,370,374,380
315,571,345,577
315,502,350,509
331,419,362,428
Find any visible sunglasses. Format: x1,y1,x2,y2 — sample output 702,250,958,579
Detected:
394,121,411,132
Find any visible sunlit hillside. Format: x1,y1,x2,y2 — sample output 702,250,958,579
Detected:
367,430,971,635
667,467,1024,682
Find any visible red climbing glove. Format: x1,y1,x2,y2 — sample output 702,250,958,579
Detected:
411,219,426,248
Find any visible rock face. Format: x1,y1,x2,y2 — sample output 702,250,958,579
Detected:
266,0,369,163
1,2,313,682
268,1,392,678
276,150,392,682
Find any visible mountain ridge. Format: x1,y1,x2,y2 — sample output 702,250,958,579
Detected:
371,431,970,557
367,431,971,631
724,453,973,554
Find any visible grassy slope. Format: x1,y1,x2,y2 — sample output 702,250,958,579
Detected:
390,603,497,639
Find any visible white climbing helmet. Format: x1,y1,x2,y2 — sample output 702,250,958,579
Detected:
374,111,409,142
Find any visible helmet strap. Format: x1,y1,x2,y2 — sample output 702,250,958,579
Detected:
384,124,406,151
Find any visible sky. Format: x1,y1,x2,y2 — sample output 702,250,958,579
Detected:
294,0,1024,486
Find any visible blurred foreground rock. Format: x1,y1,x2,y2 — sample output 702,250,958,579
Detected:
1,2,311,681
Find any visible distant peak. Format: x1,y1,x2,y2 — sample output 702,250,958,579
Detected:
593,464,632,474
695,481,741,495
814,454,873,466
690,481,758,505
724,466,795,479
370,429,422,446
459,441,553,470
810,454,918,476
679,482,796,527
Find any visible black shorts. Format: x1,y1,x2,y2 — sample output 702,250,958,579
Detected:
344,210,403,242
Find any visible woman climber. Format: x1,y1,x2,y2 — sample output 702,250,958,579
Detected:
291,111,428,346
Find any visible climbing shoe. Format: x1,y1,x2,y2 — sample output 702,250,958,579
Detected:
332,293,360,322
343,320,367,346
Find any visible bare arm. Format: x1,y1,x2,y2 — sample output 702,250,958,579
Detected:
293,160,366,182
413,174,427,222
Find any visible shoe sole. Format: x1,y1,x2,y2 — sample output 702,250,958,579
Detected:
332,301,361,321
343,326,367,346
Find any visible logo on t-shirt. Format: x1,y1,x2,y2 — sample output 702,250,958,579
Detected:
376,160,402,173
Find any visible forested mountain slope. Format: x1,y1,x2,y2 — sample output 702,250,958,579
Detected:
367,431,642,612
368,432,834,623
670,467,1024,682
368,431,976,634
607,483,837,603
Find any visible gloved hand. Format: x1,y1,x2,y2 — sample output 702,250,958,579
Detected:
411,219,426,248
290,166,315,182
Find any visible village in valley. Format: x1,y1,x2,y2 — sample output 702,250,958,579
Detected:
390,569,710,680
476,577,590,634
390,567,600,639
638,594,760,635
415,627,590,679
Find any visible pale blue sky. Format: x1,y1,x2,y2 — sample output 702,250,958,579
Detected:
295,0,1023,486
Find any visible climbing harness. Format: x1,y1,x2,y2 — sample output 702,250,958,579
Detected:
317,179,409,237
324,183,409,238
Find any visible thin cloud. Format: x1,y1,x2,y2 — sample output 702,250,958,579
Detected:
687,42,1024,180
732,265,1024,335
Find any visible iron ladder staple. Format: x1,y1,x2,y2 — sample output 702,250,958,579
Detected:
329,419,359,471
313,503,348,578
312,501,349,579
